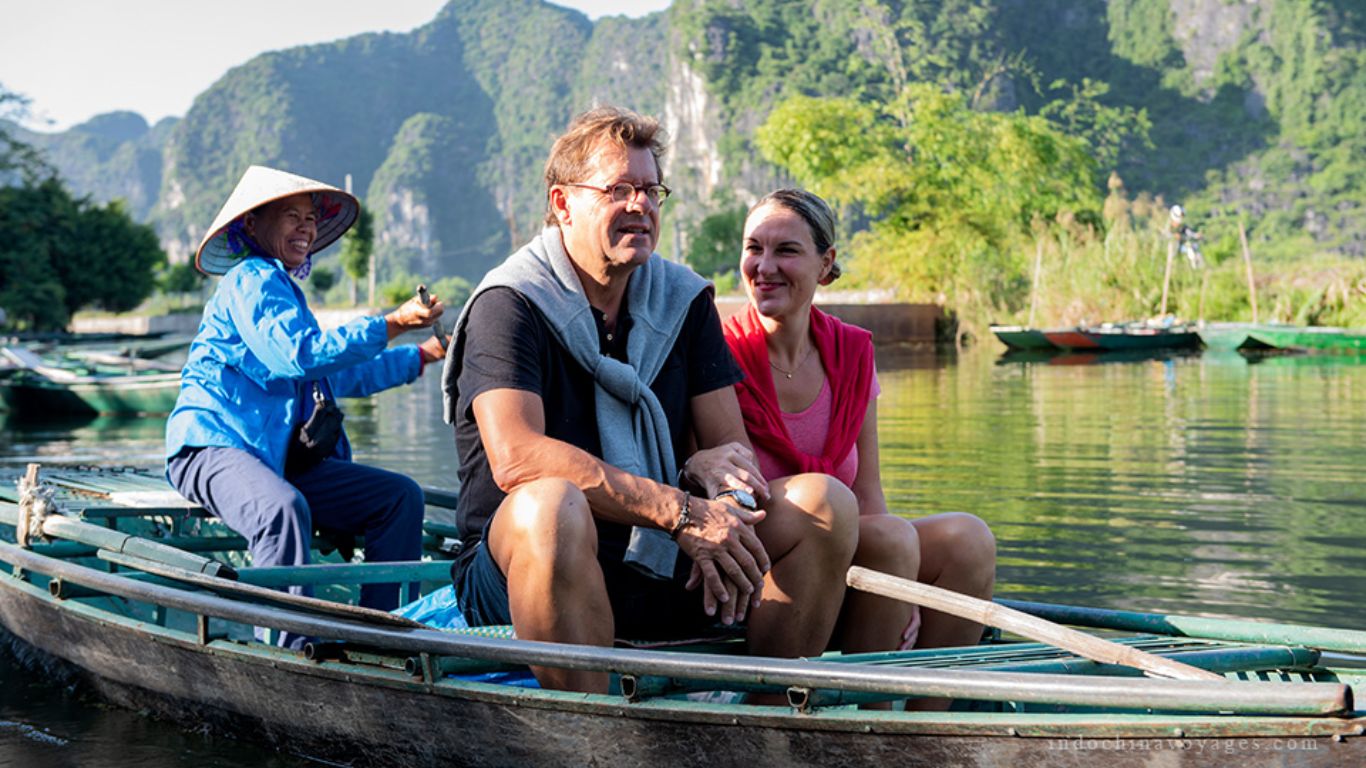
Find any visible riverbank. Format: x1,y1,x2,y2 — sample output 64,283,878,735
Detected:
72,302,946,345
713,296,944,344
74,300,945,341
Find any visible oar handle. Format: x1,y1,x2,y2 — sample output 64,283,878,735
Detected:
416,284,447,347
846,566,1223,681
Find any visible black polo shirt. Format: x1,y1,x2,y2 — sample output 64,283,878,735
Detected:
451,286,743,554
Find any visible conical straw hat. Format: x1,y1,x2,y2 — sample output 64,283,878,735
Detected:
195,165,359,276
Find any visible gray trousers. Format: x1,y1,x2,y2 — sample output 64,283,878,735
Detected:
168,446,424,648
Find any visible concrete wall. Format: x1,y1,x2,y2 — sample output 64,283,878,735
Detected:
71,313,202,336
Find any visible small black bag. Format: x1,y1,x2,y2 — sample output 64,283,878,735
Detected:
285,382,344,477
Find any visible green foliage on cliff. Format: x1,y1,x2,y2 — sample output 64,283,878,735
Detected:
682,0,1366,331
366,112,509,284
687,203,747,278
12,0,1366,330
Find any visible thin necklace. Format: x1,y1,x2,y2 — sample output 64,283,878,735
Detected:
770,346,813,379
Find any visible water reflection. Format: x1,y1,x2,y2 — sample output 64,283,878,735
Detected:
890,349,1366,628
2,348,1366,765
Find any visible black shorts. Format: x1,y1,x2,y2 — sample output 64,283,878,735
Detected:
453,520,726,642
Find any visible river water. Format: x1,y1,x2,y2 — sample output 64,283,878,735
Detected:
0,346,1363,765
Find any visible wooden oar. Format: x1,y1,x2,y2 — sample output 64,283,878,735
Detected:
846,566,1223,681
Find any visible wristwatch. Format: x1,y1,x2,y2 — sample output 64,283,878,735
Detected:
715,488,757,510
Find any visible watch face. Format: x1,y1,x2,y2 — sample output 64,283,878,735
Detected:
719,489,757,510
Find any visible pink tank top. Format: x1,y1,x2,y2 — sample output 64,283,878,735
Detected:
754,374,880,488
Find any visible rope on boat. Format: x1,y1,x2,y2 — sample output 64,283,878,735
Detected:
16,464,55,549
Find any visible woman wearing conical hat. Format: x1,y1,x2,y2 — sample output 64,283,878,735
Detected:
165,166,446,649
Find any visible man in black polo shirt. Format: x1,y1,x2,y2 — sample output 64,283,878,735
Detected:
442,106,857,692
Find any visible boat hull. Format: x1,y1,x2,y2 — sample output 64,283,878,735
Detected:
1246,326,1366,354
0,372,180,416
1041,330,1101,350
0,576,1360,767
990,326,1056,351
1080,329,1201,351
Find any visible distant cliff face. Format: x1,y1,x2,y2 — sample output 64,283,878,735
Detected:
20,0,1366,274
7,111,170,223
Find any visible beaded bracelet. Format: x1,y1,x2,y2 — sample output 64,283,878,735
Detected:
668,490,692,539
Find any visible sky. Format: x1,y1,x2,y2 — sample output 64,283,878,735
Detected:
1,1,672,133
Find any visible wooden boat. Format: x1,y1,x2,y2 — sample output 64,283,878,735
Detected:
989,325,1056,351
1196,323,1283,352
994,324,1200,354
0,368,181,417
0,347,180,417
1040,329,1100,350
998,348,1200,366
1243,325,1366,354
1199,323,1366,354
1077,324,1201,352
0,465,1364,767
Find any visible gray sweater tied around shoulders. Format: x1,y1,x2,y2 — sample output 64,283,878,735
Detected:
443,226,709,579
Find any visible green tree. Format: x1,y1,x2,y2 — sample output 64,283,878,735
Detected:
0,179,164,330
160,262,204,295
339,206,373,306
756,85,1100,336
0,181,69,330
66,199,165,317
379,271,423,307
428,275,473,310
376,272,473,310
308,266,337,302
160,262,205,308
1040,78,1152,176
687,204,747,278
0,83,51,183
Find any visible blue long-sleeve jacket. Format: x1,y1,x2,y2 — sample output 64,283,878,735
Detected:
165,256,421,474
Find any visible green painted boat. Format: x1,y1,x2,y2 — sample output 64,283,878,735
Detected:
1197,323,1366,354
1197,323,1289,352
1245,325,1366,354
0,346,181,416
990,325,1056,350
0,368,181,417
0,465,1364,767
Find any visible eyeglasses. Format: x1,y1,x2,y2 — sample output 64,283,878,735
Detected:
564,181,672,205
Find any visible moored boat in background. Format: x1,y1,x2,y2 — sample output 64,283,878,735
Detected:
996,322,1205,356
1244,325,1366,354
989,325,1055,351
0,347,180,417
0,369,181,417
1078,324,1200,351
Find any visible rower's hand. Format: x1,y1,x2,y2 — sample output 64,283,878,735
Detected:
386,295,445,337
680,442,769,503
417,335,447,364
675,496,769,625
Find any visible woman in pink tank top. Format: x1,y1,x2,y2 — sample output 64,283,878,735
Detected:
720,189,997,680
